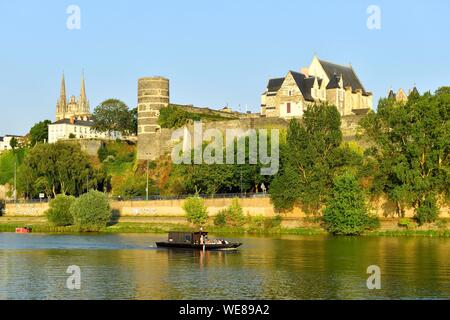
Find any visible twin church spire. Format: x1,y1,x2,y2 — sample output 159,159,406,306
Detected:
56,72,91,121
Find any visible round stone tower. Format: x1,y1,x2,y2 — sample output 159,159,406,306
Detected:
137,77,169,160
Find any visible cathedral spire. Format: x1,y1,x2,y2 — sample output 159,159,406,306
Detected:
56,72,67,120
60,72,67,103
78,70,90,115
80,70,86,101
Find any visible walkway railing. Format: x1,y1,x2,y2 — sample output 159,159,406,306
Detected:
114,192,269,202
3,192,269,205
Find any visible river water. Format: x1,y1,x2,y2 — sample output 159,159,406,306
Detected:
0,233,449,300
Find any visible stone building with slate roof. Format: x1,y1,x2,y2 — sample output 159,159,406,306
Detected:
387,87,419,103
261,55,373,118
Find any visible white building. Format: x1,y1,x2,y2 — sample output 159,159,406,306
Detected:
0,135,25,152
48,117,122,144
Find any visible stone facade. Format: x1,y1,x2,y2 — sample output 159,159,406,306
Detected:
261,55,373,119
48,118,122,144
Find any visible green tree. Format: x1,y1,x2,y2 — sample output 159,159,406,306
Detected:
360,88,450,221
170,133,274,195
130,107,138,135
158,105,201,129
70,190,111,231
183,195,208,226
92,99,134,136
17,142,110,198
46,194,76,226
9,137,19,150
29,120,52,146
270,103,345,212
323,174,378,235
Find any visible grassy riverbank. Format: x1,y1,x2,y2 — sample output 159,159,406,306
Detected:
0,220,325,236
2,218,450,237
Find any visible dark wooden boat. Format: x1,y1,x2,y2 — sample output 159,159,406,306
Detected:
156,231,242,251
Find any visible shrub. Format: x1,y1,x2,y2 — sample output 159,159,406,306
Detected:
0,201,5,216
113,175,156,199
46,194,76,226
226,198,246,226
415,194,439,225
183,196,208,226
213,198,246,227
323,173,379,235
250,215,282,230
213,209,227,226
103,155,116,164
264,215,282,229
70,190,111,231
398,218,411,228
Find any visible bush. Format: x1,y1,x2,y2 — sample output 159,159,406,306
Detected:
213,210,227,226
213,198,246,227
264,215,282,229
70,190,111,231
323,174,379,235
183,196,208,226
250,215,282,229
415,194,439,225
0,201,5,216
227,198,246,226
46,194,76,226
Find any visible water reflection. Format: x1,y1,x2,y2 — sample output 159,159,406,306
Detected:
0,233,450,299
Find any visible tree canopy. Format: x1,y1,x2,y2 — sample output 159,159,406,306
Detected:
29,120,52,146
270,103,357,212
17,142,110,198
92,99,134,136
360,87,450,219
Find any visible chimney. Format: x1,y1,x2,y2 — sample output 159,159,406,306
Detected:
70,116,75,125
301,67,309,77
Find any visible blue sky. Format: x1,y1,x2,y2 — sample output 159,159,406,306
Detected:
0,0,449,135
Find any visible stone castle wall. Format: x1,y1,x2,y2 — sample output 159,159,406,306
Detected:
136,113,364,161
134,76,366,161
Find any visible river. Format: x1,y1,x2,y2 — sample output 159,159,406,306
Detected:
1,233,449,300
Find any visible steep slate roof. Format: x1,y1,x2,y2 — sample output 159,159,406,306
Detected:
52,119,95,127
290,71,315,101
409,87,420,96
326,74,342,90
319,59,367,94
388,90,396,100
266,78,285,92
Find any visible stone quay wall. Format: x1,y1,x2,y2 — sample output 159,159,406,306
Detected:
3,197,449,219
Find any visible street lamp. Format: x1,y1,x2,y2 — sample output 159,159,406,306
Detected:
146,152,150,201
14,160,17,204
